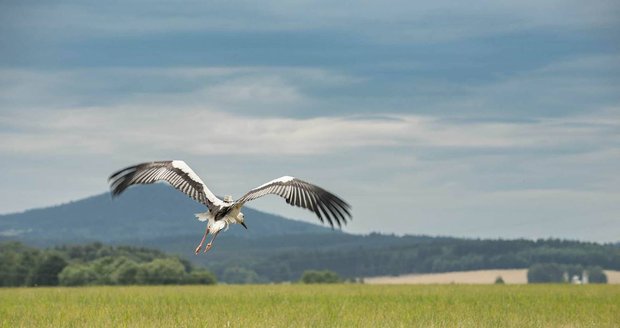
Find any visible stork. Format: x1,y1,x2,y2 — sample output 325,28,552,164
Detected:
108,160,351,254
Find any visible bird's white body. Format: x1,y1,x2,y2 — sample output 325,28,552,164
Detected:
194,206,244,233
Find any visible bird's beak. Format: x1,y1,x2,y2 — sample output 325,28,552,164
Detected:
240,222,248,229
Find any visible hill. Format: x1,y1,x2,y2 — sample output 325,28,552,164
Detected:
0,183,336,246
2,186,620,283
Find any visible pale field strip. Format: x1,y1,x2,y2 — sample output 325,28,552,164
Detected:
365,269,620,284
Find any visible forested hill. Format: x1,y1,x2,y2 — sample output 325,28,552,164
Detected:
0,183,336,246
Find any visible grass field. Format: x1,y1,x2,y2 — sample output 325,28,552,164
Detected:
1,285,619,327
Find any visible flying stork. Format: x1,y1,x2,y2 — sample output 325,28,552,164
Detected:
108,160,351,254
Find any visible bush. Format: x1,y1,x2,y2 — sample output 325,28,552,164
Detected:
300,270,342,284
494,276,505,284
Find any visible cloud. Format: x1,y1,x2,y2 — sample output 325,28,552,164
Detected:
2,103,617,158
1,1,619,241
0,66,363,118
4,1,617,42
2,53,617,120
2,61,617,158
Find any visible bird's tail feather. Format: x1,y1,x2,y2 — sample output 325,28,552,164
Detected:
194,212,211,222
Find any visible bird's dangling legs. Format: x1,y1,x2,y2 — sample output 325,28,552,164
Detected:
194,225,210,255
204,231,220,253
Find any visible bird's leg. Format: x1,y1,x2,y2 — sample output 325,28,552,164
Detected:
194,225,210,255
204,231,220,253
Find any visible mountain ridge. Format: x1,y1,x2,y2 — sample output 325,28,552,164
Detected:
0,183,339,247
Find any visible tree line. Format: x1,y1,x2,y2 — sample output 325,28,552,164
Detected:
204,236,620,283
0,242,215,287
2,236,619,285
527,263,607,283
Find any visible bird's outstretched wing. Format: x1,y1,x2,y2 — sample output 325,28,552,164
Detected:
234,176,351,228
108,160,226,211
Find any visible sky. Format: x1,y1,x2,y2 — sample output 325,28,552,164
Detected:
1,0,619,242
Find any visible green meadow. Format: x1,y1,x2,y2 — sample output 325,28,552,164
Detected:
1,284,618,327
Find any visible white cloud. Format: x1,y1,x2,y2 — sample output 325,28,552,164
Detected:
1,104,617,158
2,53,617,160
0,66,360,113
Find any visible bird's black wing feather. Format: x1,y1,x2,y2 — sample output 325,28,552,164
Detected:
234,176,351,228
108,160,225,211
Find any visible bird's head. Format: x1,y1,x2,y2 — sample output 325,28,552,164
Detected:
236,212,247,229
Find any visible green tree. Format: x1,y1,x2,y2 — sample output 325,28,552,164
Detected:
136,258,186,285
0,247,20,286
300,270,342,284
587,266,607,284
18,251,40,286
59,264,99,286
112,260,140,285
527,263,565,283
90,256,129,285
30,253,68,286
0,242,41,286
